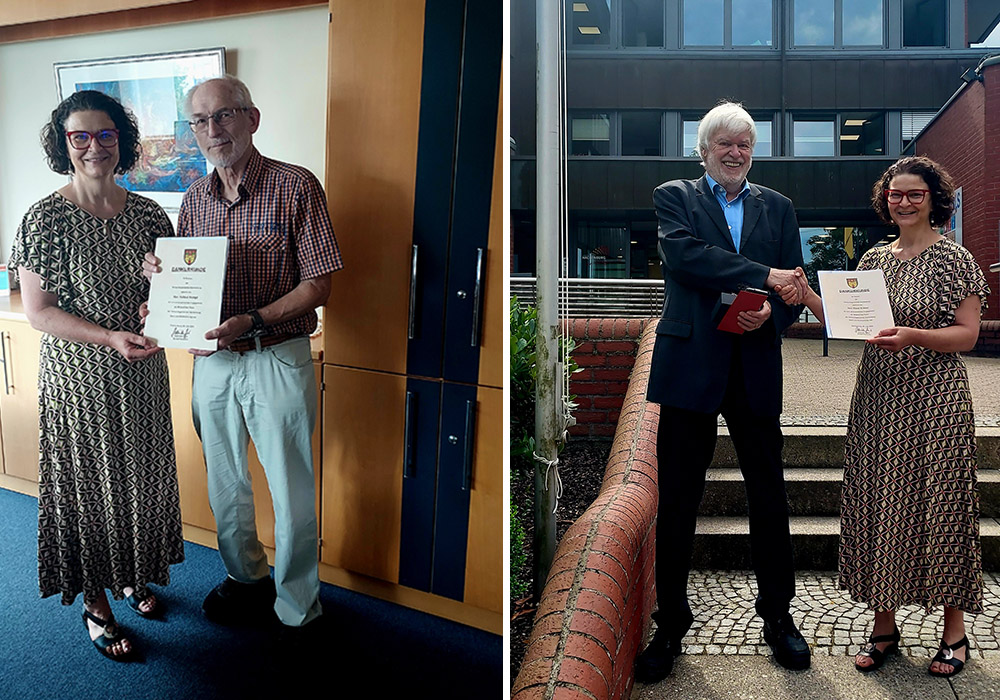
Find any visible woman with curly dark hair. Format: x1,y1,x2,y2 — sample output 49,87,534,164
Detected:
8,90,183,661
779,156,989,678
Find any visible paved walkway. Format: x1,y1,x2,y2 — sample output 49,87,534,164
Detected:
778,338,1000,426
632,339,1000,698
632,572,1000,700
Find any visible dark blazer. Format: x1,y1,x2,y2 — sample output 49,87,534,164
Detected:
646,175,804,416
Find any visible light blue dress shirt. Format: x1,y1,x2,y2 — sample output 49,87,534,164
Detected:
705,173,751,252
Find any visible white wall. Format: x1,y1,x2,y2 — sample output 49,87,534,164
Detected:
0,5,328,257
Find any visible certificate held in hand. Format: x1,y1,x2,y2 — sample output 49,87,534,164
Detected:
817,269,895,340
714,287,768,334
144,237,228,351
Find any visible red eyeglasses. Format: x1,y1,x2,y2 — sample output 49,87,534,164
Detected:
65,129,119,150
884,189,930,204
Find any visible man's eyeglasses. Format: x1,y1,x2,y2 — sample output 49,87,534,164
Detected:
713,140,753,154
65,129,119,150
188,107,249,133
884,189,930,204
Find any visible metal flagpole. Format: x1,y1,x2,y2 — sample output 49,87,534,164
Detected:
533,0,560,596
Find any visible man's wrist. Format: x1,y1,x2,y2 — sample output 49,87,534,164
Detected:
247,309,266,336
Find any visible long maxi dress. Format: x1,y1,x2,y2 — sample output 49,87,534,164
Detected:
839,238,989,614
9,191,184,606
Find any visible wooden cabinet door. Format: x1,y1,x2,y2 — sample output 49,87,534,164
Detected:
463,385,501,613
0,319,41,482
321,363,405,583
323,0,425,374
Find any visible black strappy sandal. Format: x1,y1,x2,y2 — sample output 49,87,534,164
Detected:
82,609,134,661
929,635,971,678
854,626,900,673
125,588,161,619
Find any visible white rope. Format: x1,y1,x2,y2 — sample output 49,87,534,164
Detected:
533,450,564,512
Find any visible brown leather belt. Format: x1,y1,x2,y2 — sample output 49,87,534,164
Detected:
226,332,302,354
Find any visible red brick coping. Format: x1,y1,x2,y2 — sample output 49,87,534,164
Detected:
512,321,660,700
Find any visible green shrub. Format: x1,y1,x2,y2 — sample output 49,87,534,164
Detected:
509,295,579,601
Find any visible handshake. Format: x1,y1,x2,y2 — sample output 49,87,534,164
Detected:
767,266,813,306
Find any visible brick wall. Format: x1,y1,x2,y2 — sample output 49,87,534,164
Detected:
567,319,652,439
513,322,659,700
569,318,1000,436
915,61,1000,319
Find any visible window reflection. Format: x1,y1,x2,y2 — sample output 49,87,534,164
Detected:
684,0,723,46
623,0,664,47
733,0,772,47
794,119,835,156
683,120,701,157
843,0,882,45
753,120,772,156
571,113,611,155
794,0,834,46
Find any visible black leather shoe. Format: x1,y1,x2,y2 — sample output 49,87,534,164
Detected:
762,614,811,670
635,627,682,683
202,576,276,625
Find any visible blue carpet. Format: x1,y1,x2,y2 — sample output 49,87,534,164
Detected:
0,488,500,699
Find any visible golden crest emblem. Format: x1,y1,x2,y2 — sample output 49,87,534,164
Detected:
847,278,858,289
184,249,197,265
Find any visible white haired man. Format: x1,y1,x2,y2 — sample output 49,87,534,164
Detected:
636,101,810,682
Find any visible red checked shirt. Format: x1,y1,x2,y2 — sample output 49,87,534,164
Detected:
177,147,343,339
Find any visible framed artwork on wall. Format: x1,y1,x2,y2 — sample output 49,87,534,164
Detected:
54,47,225,212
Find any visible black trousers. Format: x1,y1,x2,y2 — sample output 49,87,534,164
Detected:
653,351,795,636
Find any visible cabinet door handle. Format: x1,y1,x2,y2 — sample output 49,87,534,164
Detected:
407,244,419,340
470,247,485,347
1,331,9,395
403,390,417,478
462,399,476,490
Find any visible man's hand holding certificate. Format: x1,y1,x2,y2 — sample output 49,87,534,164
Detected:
817,270,894,340
144,237,228,351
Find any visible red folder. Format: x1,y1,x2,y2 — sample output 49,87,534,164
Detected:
714,288,769,334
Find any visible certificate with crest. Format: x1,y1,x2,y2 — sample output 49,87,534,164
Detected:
817,269,895,341
144,236,228,351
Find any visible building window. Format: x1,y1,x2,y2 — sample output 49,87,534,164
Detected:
623,0,664,47
571,113,611,155
793,0,884,47
684,0,724,46
794,0,834,46
753,120,773,156
842,0,882,45
621,112,662,155
569,0,611,46
732,0,773,46
682,120,701,157
793,118,836,156
684,0,772,48
793,112,886,155
903,0,945,47
684,117,773,157
901,111,935,150
839,112,884,156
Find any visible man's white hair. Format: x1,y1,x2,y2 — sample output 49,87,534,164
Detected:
697,101,756,158
183,74,255,117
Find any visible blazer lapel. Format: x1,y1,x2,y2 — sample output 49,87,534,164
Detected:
695,176,736,252
740,184,763,252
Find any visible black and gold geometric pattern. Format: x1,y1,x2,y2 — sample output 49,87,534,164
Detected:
839,239,990,614
9,192,184,606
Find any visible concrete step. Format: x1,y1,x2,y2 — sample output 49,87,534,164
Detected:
691,516,1000,570
699,468,1000,518
712,426,1000,469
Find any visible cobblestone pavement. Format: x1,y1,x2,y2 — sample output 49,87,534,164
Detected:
679,570,1000,660
777,338,1000,427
